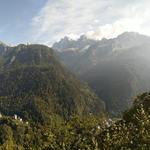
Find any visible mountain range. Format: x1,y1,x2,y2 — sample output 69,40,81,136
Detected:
53,32,150,115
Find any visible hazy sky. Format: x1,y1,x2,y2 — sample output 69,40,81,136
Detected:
0,0,150,45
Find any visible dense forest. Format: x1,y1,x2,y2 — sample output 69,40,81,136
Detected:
0,92,149,149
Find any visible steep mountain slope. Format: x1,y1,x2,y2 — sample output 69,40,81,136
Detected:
0,44,105,123
82,61,135,114
53,32,150,115
82,43,150,114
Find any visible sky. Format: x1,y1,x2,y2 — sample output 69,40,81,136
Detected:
0,0,150,46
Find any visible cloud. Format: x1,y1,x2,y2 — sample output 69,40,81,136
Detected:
30,0,150,45
86,0,150,40
86,18,142,40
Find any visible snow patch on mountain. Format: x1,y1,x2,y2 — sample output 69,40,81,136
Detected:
10,56,16,64
80,45,90,53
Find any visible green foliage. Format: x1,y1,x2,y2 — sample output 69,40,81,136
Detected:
0,92,149,149
98,92,150,149
0,115,106,150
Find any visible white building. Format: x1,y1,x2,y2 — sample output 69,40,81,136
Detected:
14,114,18,120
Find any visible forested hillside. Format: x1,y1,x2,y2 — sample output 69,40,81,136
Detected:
0,44,105,124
